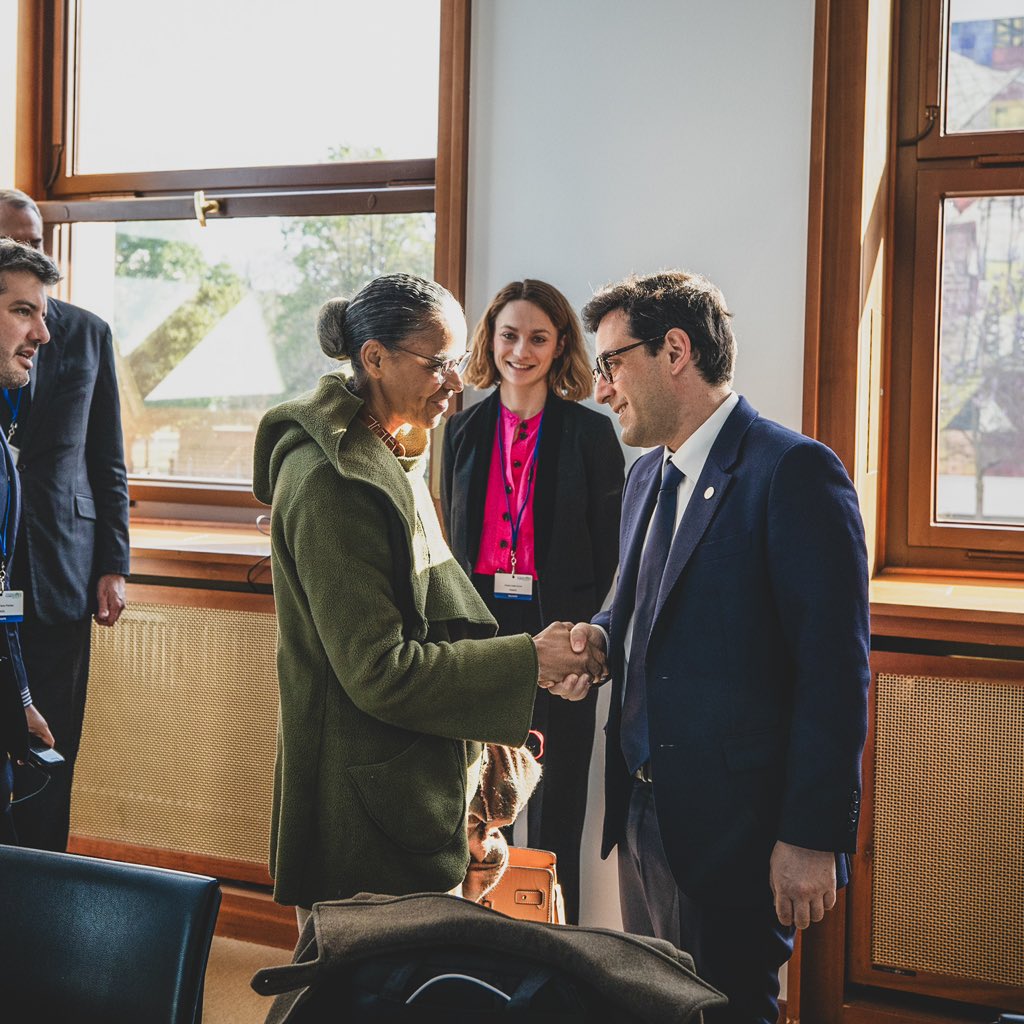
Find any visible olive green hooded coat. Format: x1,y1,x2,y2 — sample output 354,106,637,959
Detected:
253,373,538,908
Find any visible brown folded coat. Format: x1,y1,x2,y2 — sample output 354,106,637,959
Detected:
253,892,727,1023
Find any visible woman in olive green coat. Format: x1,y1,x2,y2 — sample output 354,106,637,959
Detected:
253,274,601,912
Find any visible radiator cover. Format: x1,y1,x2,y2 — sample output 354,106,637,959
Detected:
71,601,279,869
872,669,1024,988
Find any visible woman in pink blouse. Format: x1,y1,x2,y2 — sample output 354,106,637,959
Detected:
442,279,624,923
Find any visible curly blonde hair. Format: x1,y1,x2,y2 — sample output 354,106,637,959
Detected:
463,280,593,401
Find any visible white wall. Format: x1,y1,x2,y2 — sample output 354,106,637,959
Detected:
0,0,18,184
466,0,817,929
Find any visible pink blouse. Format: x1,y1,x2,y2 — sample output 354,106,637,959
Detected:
473,405,544,578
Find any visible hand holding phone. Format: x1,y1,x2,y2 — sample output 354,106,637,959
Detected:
27,742,65,770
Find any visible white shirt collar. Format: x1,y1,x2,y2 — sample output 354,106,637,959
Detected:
666,391,739,480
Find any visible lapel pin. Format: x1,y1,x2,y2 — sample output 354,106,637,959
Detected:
704,486,715,499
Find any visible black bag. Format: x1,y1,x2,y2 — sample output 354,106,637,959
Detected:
252,892,726,1023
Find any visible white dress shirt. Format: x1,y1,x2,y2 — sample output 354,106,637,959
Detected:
620,390,739,667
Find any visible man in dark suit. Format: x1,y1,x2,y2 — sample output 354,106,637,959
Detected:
0,238,58,842
567,271,870,1024
0,190,130,851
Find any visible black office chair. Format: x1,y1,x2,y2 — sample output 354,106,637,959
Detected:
0,844,221,1024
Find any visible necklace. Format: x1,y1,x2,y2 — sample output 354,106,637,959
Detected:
360,411,406,457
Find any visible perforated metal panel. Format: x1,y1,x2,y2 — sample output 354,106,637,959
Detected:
71,602,279,867
873,672,1024,987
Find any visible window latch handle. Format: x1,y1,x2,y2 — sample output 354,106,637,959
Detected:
193,190,221,228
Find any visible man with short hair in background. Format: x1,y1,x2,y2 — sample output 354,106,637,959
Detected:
0,189,130,851
0,238,58,842
567,270,870,1024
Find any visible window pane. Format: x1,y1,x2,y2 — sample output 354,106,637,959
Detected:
936,195,1024,525
74,0,440,173
68,214,435,484
946,2,1024,133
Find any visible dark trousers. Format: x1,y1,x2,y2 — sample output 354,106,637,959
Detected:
472,574,595,925
1,757,16,844
618,780,795,1024
11,617,92,851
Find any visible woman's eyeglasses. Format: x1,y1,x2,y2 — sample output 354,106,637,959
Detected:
392,344,472,382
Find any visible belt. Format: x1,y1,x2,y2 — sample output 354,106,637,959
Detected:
633,762,653,784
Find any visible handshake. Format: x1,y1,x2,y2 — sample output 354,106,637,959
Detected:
533,621,608,702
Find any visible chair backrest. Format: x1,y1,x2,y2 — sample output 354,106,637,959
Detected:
0,845,221,1024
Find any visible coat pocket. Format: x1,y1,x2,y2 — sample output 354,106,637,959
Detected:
347,736,466,856
75,493,97,520
692,530,750,563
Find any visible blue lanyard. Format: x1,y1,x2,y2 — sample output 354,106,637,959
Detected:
497,412,544,572
2,388,21,442
0,456,11,590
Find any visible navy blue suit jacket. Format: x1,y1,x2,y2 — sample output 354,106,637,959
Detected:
597,396,869,907
14,298,130,623
1,432,30,763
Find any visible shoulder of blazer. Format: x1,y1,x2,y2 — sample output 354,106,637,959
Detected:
712,396,834,480
447,389,501,443
559,400,619,449
45,297,111,341
706,393,761,471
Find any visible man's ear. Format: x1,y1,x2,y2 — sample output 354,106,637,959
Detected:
360,339,386,380
664,327,693,376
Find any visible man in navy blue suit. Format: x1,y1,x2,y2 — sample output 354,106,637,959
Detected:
566,271,870,1024
0,238,58,843
0,190,130,852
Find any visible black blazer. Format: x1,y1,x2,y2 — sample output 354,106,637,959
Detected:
14,298,130,624
441,391,624,627
595,397,870,907
1,433,30,762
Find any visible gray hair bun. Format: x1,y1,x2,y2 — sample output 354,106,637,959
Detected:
317,298,350,359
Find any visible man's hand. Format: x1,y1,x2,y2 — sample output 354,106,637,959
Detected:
95,573,126,627
769,840,837,929
533,621,606,699
24,704,54,748
537,622,609,700
570,623,607,673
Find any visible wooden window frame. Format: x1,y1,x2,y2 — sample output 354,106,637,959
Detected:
885,0,1024,575
905,168,1024,560
802,0,1024,1021
15,0,470,513
917,0,1024,160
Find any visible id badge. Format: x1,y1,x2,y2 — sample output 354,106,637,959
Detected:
7,445,17,467
494,572,534,601
0,589,24,622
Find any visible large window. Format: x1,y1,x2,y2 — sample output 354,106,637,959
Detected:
888,0,1024,570
68,212,434,484
21,0,468,505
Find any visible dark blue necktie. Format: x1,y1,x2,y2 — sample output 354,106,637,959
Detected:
620,459,684,775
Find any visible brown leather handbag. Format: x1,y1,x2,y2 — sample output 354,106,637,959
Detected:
480,846,566,924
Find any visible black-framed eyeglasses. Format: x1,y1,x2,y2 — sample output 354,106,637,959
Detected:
592,338,652,385
392,344,472,382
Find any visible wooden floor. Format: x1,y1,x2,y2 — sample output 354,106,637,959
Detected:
203,936,292,1024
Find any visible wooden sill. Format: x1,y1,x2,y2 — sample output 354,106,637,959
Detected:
128,520,1024,644
870,571,1024,646
129,519,271,588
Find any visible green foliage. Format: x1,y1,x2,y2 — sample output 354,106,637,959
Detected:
270,211,434,395
116,235,206,280
126,263,245,400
